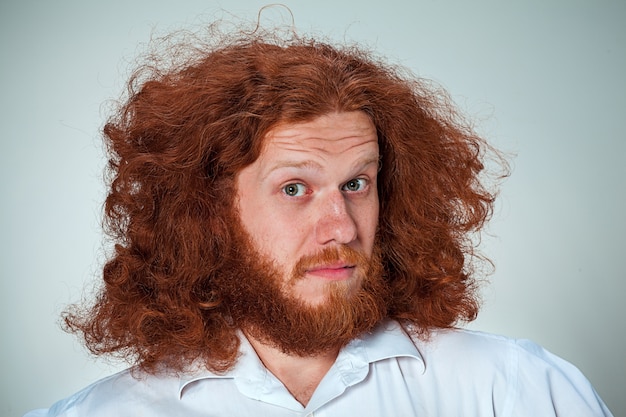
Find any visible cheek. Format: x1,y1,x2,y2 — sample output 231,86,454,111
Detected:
361,196,380,252
248,212,308,265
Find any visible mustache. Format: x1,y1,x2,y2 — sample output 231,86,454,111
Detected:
292,245,370,277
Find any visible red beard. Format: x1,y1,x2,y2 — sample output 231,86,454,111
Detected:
214,220,389,356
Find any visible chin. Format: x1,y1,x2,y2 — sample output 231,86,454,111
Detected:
294,283,362,307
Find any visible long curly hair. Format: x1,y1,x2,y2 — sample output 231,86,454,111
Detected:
65,29,505,373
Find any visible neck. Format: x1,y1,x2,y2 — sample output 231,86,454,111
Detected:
245,334,340,406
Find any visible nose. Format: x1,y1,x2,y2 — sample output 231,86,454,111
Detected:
314,190,358,246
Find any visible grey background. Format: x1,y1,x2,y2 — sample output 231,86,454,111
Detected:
1,1,624,416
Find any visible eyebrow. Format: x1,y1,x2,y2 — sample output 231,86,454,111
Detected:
263,155,380,180
268,159,322,172
353,156,381,171
262,160,321,181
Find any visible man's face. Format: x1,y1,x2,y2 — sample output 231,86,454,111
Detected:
235,111,380,306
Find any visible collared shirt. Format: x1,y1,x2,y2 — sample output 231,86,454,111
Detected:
25,320,612,416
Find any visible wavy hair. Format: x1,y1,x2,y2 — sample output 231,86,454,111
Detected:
65,29,506,373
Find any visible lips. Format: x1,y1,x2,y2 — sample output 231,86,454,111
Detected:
293,246,365,282
305,263,356,280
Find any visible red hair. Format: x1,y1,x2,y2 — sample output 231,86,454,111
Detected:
65,31,505,373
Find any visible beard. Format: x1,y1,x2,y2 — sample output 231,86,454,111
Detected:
214,218,390,357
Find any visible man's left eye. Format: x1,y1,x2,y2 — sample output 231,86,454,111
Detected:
342,178,367,192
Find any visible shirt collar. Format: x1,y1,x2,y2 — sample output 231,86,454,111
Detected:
358,319,424,365
178,319,424,399
178,330,268,398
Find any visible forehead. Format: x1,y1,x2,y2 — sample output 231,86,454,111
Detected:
258,111,379,163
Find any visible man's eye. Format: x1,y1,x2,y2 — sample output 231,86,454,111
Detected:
342,178,367,192
282,183,306,197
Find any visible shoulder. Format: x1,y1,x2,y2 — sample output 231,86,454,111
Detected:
36,368,181,417
404,325,612,416
413,326,552,369
414,327,590,385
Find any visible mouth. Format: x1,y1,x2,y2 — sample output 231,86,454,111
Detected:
305,263,356,280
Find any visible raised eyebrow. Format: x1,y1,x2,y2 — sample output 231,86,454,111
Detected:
263,155,380,181
262,160,322,180
351,155,381,173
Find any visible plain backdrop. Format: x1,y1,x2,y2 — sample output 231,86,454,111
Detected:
1,1,624,416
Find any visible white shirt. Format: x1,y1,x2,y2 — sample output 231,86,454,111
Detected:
25,320,612,416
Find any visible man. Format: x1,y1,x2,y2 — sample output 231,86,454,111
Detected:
26,28,612,416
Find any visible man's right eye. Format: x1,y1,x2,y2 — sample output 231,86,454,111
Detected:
282,183,306,197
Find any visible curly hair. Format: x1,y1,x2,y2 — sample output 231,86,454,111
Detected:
65,29,505,373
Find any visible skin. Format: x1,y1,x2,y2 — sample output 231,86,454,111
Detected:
235,111,380,405
236,110,380,305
